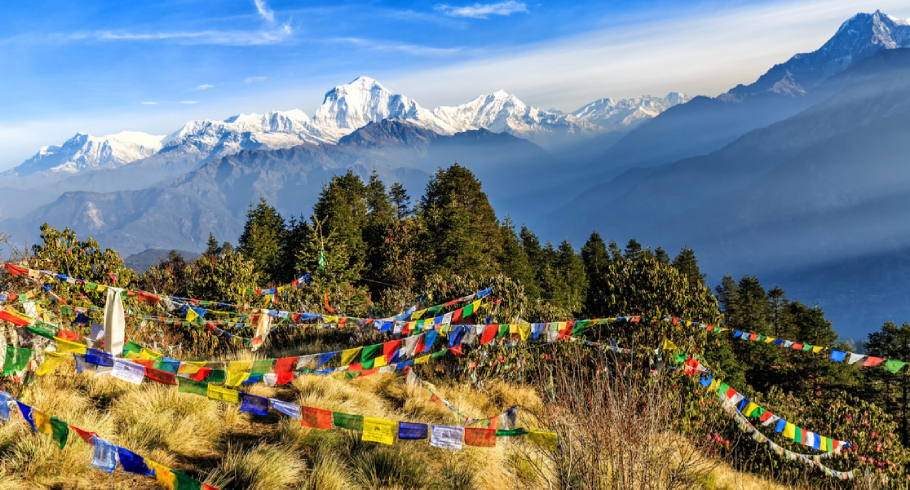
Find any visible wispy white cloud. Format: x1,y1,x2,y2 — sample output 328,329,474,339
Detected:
253,0,276,23
193,84,214,91
140,101,159,105
180,100,199,105
436,1,528,19
244,76,267,84
330,37,463,56
94,24,292,46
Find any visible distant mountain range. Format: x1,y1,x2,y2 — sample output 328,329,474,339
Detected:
2,10,910,340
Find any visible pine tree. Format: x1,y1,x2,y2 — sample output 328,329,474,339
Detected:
498,217,538,298
282,215,313,281
608,239,623,261
363,174,396,291
866,321,910,444
581,231,610,316
654,246,670,265
312,171,370,279
555,239,587,314
389,182,412,219
204,233,220,257
418,163,502,276
623,239,642,261
672,247,705,289
238,196,287,284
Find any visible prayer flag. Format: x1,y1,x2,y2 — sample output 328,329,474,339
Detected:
36,351,68,376
885,360,907,374
830,350,847,362
300,406,332,429
148,460,177,489
464,427,496,447
863,356,885,367
86,348,114,367
424,330,439,352
430,425,464,450
362,417,396,445
226,360,251,387
333,412,364,431
173,470,203,490
398,422,428,440
54,338,87,355
270,399,300,418
0,392,9,421
383,339,402,362
341,347,362,366
145,367,177,385
528,430,559,451
178,377,208,396
240,393,270,416
117,446,154,476
91,437,119,473
4,345,32,375
362,344,382,362
206,384,239,404
783,422,796,439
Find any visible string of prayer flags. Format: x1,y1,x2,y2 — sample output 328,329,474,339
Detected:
333,412,364,431
35,351,68,376
118,446,154,476
527,430,559,451
91,437,119,473
464,427,496,447
240,393,270,416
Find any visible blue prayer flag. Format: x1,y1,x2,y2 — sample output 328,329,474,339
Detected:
240,393,270,415
398,422,429,440
315,351,338,369
830,350,847,362
117,446,153,476
16,400,36,431
424,330,439,352
85,349,114,367
775,419,787,433
0,391,9,421
449,325,466,348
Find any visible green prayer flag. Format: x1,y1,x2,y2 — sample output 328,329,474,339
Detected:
318,249,326,270
50,416,69,449
84,282,98,291
362,358,376,370
172,470,203,490
496,428,529,437
794,426,803,444
361,344,382,362
333,412,364,431
61,306,73,316
802,344,813,352
207,369,226,384
178,377,209,396
431,349,448,359
4,345,33,376
123,340,143,354
251,359,273,375
27,322,60,339
427,305,443,317
496,324,509,340
718,383,730,398
462,303,474,317
826,437,834,452
344,371,361,380
885,360,907,374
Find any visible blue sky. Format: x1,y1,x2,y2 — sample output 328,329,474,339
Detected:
1,0,909,169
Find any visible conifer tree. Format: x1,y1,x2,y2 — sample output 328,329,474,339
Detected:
203,233,220,257
581,231,610,316
866,321,910,444
608,239,623,261
672,247,705,289
418,163,502,276
238,197,286,284
654,246,670,265
498,217,538,298
555,239,587,314
624,239,642,261
389,182,412,219
312,171,370,278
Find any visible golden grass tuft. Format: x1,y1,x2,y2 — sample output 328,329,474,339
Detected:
210,442,304,490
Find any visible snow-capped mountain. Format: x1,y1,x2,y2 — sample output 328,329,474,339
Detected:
570,93,691,131
162,109,328,158
728,10,910,97
9,131,165,176
8,76,683,177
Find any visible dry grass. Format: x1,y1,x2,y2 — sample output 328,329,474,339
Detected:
0,351,813,490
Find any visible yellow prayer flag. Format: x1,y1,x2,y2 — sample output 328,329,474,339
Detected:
323,315,339,324
36,351,68,376
518,323,531,342
96,285,108,294
528,430,558,451
147,460,176,490
764,337,776,343
33,409,53,434
819,436,827,449
509,324,518,334
662,338,678,351
471,299,482,313
54,337,87,355
373,355,388,368
124,350,141,359
341,347,363,366
186,308,199,323
812,346,824,353
707,379,720,392
207,384,240,404
414,355,430,365
226,360,252,387
782,422,796,439
362,417,396,445
141,348,164,360
412,308,427,320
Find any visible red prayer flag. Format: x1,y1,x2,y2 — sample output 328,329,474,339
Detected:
56,329,82,342
480,324,498,345
449,346,463,356
725,387,737,399
749,333,758,341
864,357,885,367
3,263,29,275
70,425,98,444
384,339,403,362
464,427,496,447
348,363,362,371
558,321,574,340
758,411,773,423
274,357,296,385
452,308,463,323
357,368,379,378
338,317,348,327
137,291,160,305
190,367,213,381
0,311,31,326
324,291,335,314
300,406,332,429
145,367,177,385
414,335,426,354
630,316,641,323
792,343,803,350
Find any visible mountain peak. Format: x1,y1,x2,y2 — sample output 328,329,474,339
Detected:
729,10,910,97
